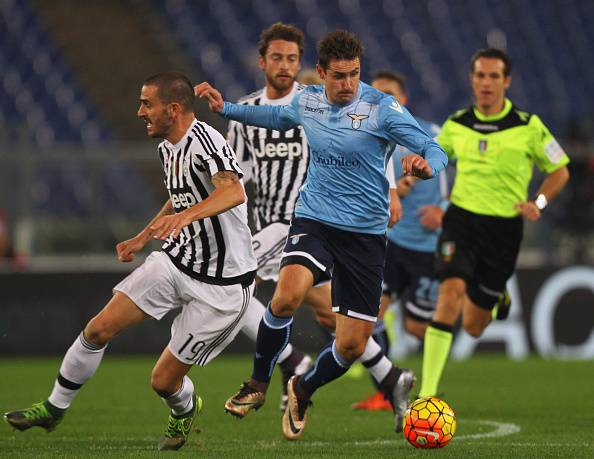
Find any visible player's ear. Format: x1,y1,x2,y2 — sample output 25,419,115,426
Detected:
258,55,266,71
316,64,325,81
504,75,512,90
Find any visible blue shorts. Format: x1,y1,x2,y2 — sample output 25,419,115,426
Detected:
383,241,437,322
280,218,387,322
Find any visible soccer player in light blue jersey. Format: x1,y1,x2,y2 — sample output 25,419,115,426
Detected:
353,71,449,411
197,30,448,440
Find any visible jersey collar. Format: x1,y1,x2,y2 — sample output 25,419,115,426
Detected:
261,82,298,106
473,98,512,121
164,119,197,150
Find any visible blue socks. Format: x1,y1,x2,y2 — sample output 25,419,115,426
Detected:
251,306,293,383
300,340,353,397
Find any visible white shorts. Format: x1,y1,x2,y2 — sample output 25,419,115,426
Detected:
253,222,290,281
113,251,254,366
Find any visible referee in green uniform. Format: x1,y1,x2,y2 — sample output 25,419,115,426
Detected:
419,48,570,397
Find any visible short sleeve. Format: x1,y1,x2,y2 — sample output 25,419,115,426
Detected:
192,122,244,179
529,115,570,173
437,119,456,160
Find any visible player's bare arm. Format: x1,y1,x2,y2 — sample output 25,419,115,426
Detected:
116,200,174,262
388,188,402,227
194,82,224,113
514,166,570,221
150,170,245,240
401,154,433,179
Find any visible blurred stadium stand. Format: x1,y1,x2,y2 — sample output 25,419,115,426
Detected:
0,0,593,262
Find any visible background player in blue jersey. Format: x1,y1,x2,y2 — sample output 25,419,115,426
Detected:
353,71,448,411
197,30,448,440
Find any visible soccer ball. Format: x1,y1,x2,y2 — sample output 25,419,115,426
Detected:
402,397,456,448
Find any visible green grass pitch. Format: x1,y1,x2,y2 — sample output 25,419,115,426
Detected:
1,355,592,458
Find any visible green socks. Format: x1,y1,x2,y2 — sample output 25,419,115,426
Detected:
419,322,453,397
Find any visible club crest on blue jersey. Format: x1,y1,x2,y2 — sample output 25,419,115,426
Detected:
347,113,369,130
290,233,307,245
478,139,488,153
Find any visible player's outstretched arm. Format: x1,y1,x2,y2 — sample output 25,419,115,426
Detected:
149,171,245,241
116,200,174,262
195,81,300,132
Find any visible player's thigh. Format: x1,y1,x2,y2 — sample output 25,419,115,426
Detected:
85,292,150,343
401,248,439,328
273,218,334,315
304,281,335,331
252,222,290,282
335,313,374,360
170,280,254,366
329,230,386,323
151,347,192,396
435,205,479,288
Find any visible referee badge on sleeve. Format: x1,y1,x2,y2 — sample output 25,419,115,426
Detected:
441,241,456,262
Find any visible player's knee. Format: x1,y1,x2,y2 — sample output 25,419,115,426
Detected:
150,368,178,397
405,319,428,340
84,317,116,346
335,337,366,362
271,288,304,316
462,318,486,338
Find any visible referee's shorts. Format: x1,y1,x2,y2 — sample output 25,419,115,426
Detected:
435,204,523,310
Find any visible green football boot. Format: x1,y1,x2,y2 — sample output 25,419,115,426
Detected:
4,401,65,432
492,288,512,320
158,394,202,451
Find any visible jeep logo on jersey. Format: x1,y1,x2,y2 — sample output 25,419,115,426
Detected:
347,113,369,130
170,192,197,210
253,138,303,160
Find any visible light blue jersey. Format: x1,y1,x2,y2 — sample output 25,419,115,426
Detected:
222,82,448,234
388,118,448,252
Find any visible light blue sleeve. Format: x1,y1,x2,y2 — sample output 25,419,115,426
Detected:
221,93,301,131
380,98,448,177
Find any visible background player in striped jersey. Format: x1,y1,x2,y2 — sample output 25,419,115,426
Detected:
353,71,448,411
419,49,570,397
197,30,448,440
221,22,410,417
4,72,257,451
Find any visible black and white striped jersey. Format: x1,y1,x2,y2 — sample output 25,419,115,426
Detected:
158,119,256,286
227,82,309,230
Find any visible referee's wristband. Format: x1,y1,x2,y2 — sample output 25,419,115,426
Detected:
534,194,548,211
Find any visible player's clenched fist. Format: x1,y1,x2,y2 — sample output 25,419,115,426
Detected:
194,82,224,113
401,154,433,179
116,237,145,262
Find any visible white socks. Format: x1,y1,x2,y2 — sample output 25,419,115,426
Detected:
48,332,107,409
242,296,293,363
162,375,195,416
358,336,392,384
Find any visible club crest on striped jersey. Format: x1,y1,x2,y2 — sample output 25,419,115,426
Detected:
347,113,369,130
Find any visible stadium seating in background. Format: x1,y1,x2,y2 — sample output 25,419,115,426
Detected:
160,0,594,135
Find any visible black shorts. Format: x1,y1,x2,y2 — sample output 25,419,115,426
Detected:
383,242,437,322
280,217,387,322
435,204,523,310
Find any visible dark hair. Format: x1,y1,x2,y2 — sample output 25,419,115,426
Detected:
318,29,363,69
143,72,194,112
470,48,512,76
258,22,305,58
373,70,407,94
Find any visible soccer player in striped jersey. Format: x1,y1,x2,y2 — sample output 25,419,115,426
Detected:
221,23,412,418
197,30,448,440
4,72,257,451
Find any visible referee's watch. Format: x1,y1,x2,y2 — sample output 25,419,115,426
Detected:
534,193,548,211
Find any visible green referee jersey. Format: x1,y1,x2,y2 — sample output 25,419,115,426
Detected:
439,98,570,217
